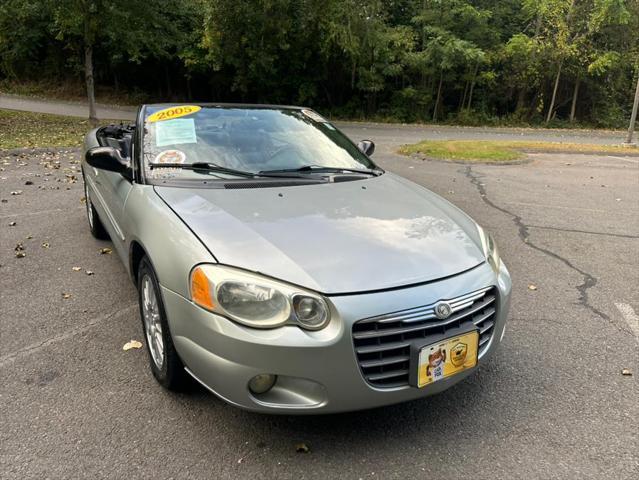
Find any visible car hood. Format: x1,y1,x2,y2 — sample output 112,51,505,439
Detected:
154,173,486,294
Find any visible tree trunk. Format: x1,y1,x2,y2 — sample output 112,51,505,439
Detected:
466,63,479,111
84,42,97,125
626,71,639,144
459,80,469,112
516,89,526,112
545,60,563,124
528,90,540,119
569,76,580,123
432,70,444,122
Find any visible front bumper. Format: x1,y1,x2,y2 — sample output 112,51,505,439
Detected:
163,261,511,414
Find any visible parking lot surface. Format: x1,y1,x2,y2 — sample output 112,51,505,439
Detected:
1,126,638,479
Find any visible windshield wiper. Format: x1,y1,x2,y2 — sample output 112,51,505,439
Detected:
148,162,311,179
259,165,384,176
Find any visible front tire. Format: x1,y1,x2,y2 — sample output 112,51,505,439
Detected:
137,256,189,391
83,176,109,240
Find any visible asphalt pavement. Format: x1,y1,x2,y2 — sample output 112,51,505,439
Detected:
1,110,638,478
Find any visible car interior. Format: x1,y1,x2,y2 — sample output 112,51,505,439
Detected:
97,123,135,159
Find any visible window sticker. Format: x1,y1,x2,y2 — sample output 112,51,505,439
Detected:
154,149,186,164
155,119,197,147
301,109,328,123
147,105,201,122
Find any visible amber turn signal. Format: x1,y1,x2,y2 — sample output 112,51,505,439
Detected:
190,266,214,310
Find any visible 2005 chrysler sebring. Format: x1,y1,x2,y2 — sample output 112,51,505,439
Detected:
82,103,511,413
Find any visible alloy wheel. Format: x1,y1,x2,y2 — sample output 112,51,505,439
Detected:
141,274,165,369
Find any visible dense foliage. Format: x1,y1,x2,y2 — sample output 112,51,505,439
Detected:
1,0,637,127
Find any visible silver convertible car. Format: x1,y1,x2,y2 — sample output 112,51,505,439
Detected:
82,104,511,413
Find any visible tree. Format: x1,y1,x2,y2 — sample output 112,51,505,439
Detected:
48,0,193,122
1,0,637,127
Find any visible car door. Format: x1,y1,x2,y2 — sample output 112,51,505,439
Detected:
97,168,133,259
85,145,134,264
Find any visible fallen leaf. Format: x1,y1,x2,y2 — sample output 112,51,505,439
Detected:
62,293,72,299
99,247,112,255
295,443,310,453
123,340,143,351
85,270,94,276
621,368,632,376
72,266,82,272
528,284,537,291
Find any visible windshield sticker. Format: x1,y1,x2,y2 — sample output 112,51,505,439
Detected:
301,109,328,123
155,118,197,147
147,105,201,123
154,149,186,164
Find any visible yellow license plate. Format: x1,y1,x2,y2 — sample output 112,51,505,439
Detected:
417,331,479,387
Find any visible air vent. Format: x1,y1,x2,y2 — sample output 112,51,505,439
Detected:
223,179,325,189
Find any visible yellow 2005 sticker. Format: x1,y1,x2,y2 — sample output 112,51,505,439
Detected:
147,105,201,123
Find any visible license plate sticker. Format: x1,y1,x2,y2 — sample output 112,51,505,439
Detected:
417,330,479,387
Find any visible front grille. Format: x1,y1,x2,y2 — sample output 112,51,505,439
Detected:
352,286,498,388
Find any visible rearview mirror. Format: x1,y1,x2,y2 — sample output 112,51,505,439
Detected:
357,140,375,156
85,147,130,175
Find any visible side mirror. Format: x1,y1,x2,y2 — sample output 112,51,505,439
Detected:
85,147,130,175
357,140,375,156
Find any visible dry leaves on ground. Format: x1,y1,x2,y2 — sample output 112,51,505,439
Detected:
123,340,143,351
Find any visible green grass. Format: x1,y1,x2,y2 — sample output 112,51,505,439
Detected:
399,139,637,163
0,109,125,149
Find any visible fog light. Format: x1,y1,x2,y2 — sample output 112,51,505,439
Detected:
248,374,277,394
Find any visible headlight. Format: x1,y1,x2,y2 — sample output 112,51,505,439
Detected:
477,225,501,272
189,264,330,330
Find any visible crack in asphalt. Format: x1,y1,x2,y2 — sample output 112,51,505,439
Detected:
462,166,611,322
526,224,639,239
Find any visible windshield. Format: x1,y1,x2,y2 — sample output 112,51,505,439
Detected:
142,105,375,180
